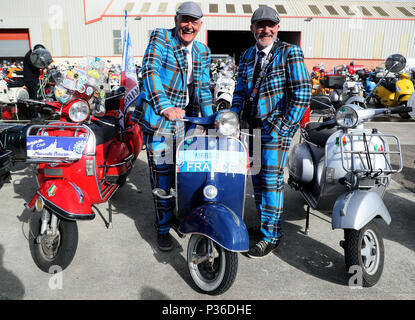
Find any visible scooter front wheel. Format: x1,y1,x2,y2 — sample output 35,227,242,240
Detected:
29,210,78,273
344,221,384,287
187,234,238,295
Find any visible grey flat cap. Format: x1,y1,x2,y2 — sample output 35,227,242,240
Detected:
251,6,280,24
176,1,203,19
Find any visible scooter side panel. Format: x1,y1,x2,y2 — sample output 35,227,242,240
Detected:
179,203,249,252
37,179,95,220
332,190,391,230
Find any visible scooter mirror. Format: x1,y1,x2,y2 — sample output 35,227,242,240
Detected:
385,54,406,73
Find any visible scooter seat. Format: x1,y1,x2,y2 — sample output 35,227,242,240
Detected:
383,78,397,92
86,116,120,145
304,122,337,148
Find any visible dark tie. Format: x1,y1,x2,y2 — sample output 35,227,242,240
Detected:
252,50,265,90
182,47,189,74
250,51,265,119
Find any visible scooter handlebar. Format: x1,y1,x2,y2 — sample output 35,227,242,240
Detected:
175,114,216,125
389,105,413,115
313,119,337,131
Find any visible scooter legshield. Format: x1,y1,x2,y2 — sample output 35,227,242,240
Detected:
36,179,95,221
332,190,391,230
178,203,249,252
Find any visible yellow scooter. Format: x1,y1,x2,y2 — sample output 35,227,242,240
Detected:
373,72,414,119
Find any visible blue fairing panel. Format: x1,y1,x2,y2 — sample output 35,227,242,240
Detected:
179,203,249,252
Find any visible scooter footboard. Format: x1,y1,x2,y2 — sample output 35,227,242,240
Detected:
178,203,249,252
332,190,391,230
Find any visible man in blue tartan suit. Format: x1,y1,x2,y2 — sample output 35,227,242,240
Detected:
135,1,213,251
231,6,312,258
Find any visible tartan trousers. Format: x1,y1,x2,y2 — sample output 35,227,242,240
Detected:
250,122,293,244
144,132,178,235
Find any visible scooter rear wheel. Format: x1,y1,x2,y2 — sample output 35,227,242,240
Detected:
29,210,78,273
344,221,384,287
187,234,238,295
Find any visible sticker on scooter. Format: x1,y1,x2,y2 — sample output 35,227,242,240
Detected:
27,136,88,159
48,184,57,197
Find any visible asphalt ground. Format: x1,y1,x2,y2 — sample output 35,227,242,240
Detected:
0,117,414,301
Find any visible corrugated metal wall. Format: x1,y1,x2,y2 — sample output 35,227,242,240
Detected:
0,0,414,60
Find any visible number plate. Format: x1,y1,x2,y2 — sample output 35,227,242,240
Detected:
176,150,247,174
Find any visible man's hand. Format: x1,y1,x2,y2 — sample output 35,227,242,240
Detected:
163,107,185,121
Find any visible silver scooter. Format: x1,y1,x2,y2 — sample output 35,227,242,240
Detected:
287,54,412,287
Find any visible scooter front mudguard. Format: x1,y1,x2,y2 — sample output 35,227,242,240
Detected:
179,203,249,252
216,92,233,104
332,190,391,230
27,179,95,221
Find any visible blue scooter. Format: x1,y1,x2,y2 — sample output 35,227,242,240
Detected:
152,110,249,295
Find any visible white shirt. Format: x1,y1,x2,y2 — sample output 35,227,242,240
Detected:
254,43,273,69
182,42,194,107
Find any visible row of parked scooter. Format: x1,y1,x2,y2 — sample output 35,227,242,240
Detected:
0,53,414,295
311,56,415,119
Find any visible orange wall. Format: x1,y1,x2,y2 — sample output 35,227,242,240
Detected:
305,58,384,73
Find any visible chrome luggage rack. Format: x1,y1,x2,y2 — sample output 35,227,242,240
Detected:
340,132,403,175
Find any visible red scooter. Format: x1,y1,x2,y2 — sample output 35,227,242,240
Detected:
21,57,143,272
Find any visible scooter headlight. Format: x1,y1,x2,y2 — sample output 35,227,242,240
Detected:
68,99,90,122
336,105,359,128
214,110,239,136
203,185,218,200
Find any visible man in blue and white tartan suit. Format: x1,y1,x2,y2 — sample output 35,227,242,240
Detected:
135,1,213,251
231,6,312,258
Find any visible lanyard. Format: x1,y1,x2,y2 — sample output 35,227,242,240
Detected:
249,40,281,102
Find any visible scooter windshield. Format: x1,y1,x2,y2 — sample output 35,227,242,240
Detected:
54,57,106,107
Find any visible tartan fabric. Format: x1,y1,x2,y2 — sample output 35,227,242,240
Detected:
231,40,311,138
250,121,293,243
144,132,178,235
135,28,213,135
234,40,311,243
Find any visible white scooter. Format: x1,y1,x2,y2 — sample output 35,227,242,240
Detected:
213,58,236,112
287,54,412,287
0,73,29,120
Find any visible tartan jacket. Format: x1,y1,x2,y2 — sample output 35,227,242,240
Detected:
231,40,311,137
137,28,213,135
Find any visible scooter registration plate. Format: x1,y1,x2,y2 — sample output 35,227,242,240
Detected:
27,136,88,159
177,149,247,174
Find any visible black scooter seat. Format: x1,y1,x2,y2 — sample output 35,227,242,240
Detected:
86,116,120,145
383,78,397,93
304,122,337,148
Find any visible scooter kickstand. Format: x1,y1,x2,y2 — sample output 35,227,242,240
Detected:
107,199,113,230
305,205,310,235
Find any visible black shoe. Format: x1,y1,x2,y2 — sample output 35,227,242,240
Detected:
246,239,280,259
157,233,173,252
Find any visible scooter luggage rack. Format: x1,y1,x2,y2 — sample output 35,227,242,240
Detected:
340,132,403,175
25,122,95,163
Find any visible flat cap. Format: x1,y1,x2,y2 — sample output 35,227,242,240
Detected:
251,6,280,25
176,1,203,19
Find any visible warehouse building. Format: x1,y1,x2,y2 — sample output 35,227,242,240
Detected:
1,0,415,70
